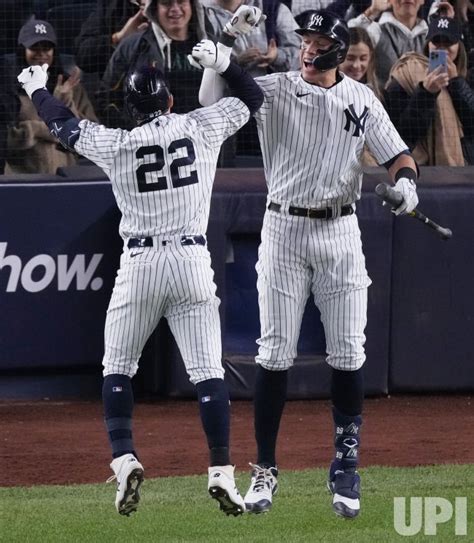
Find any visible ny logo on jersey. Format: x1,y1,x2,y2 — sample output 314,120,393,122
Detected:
343,104,369,137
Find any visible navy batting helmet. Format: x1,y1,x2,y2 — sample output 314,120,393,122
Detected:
295,10,350,71
124,65,171,123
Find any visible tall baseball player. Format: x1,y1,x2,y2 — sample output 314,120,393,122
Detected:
199,10,419,518
17,5,263,518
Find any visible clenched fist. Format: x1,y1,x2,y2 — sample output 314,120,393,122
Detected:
392,177,418,215
223,5,266,38
18,63,49,99
187,40,230,73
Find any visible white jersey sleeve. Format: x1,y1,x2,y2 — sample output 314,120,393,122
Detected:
75,120,128,173
189,97,250,147
364,94,409,165
253,73,280,125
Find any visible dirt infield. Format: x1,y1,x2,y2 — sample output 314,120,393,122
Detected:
1,395,472,487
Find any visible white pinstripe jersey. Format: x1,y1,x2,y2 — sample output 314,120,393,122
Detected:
254,71,408,208
75,97,249,238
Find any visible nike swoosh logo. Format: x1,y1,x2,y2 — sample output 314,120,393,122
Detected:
296,92,311,98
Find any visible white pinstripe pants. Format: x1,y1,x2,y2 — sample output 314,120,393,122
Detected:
256,209,371,371
102,241,224,384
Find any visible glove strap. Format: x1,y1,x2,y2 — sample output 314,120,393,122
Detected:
395,167,417,185
219,32,237,48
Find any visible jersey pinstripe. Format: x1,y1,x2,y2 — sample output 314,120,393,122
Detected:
254,71,407,208
75,97,249,238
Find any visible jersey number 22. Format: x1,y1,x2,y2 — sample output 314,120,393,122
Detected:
135,138,198,193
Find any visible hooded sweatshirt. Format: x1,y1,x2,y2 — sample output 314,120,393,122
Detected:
348,10,428,86
97,0,212,128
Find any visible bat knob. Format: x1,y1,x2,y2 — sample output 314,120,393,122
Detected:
440,228,453,241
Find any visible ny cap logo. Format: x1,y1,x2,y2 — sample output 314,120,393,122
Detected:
343,104,369,137
438,18,449,28
310,14,324,26
35,23,48,35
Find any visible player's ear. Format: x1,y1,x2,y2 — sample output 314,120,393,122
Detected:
168,94,174,112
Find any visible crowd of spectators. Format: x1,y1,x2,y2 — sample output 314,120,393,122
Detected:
0,0,473,174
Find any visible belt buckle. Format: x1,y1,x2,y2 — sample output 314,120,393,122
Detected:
137,238,148,247
309,207,328,219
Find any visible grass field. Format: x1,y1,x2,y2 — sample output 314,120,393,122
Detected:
2,465,473,543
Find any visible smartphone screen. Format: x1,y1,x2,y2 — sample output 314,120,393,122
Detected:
428,50,448,73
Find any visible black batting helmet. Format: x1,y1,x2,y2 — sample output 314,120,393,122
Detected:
124,65,171,123
295,10,350,71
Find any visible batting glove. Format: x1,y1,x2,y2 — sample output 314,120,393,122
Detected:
223,5,266,38
17,64,49,99
392,177,418,215
187,40,230,73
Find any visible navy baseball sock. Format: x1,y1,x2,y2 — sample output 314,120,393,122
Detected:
254,366,288,468
331,367,364,416
102,374,137,459
196,378,231,466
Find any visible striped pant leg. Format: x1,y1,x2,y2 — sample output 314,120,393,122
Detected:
102,250,166,378
316,287,368,370
256,212,312,370
165,246,224,385
310,215,371,371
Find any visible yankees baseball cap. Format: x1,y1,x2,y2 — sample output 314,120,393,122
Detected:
18,19,57,48
426,17,462,44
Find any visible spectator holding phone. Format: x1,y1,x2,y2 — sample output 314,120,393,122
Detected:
385,16,474,165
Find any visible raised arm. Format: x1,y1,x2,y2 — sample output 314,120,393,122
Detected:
17,64,81,151
189,40,263,115
196,5,265,106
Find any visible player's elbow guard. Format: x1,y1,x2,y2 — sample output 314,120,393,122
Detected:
49,117,81,152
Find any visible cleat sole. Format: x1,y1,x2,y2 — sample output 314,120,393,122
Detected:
209,486,245,516
118,468,144,516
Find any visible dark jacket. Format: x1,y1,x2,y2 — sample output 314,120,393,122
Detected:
385,76,474,164
75,0,138,75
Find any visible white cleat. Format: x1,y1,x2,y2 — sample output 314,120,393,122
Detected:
107,453,144,516
208,465,246,516
327,470,361,519
244,463,278,514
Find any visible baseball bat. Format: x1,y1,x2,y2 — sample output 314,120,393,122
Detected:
375,183,453,241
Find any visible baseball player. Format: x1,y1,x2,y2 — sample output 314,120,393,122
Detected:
199,10,419,518
17,5,263,518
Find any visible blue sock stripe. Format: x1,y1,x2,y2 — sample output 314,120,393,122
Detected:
109,429,132,441
105,417,133,431
110,438,135,456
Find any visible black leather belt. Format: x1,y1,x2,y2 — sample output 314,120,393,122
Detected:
127,235,206,248
268,201,353,219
